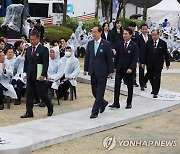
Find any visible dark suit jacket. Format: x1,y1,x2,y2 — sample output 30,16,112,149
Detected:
84,39,114,78
108,29,123,49
101,31,110,41
143,39,170,70
24,44,49,80
137,34,152,62
131,31,139,44
29,27,38,36
114,40,139,73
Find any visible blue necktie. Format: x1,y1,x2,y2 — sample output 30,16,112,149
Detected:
94,41,99,56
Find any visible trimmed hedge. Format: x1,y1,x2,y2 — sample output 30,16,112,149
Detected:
66,17,145,32
118,17,145,29
44,26,73,42
0,17,4,26
66,17,99,32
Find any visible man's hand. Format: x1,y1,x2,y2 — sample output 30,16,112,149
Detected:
21,50,26,58
23,76,27,81
142,64,145,69
67,76,73,80
2,63,5,71
112,49,116,55
126,69,132,74
38,76,45,81
108,73,114,78
83,71,87,76
47,77,52,81
166,66,170,70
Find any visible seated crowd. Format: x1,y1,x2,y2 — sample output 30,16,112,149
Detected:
0,34,80,110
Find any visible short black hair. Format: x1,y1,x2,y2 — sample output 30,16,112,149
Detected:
50,40,59,46
151,29,160,34
124,28,133,35
0,39,5,43
140,24,148,29
27,19,35,24
21,35,27,39
93,25,103,32
0,34,8,39
29,31,40,38
36,19,41,23
6,47,15,53
129,22,137,27
60,38,67,42
43,38,50,43
14,41,22,50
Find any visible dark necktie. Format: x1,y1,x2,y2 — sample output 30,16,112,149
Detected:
153,41,157,48
29,29,32,35
31,46,36,57
153,41,156,53
124,42,128,51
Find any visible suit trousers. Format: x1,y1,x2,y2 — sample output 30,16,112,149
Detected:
0,83,8,105
26,79,52,114
58,77,71,98
11,79,25,99
114,70,133,105
91,73,107,115
147,66,162,95
139,66,148,88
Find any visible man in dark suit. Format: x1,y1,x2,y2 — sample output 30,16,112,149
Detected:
27,20,38,37
84,26,114,119
109,28,139,109
142,29,170,98
129,22,139,87
137,24,152,91
21,31,53,118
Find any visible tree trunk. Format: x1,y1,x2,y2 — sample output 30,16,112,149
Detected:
123,0,126,22
23,0,27,20
101,0,105,17
110,0,113,22
143,0,147,20
116,0,123,19
95,0,100,18
62,0,67,26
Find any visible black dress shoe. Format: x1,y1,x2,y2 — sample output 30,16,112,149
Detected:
100,101,108,113
47,104,54,116
153,94,158,98
109,103,120,108
151,91,154,94
141,87,145,91
33,99,40,105
20,112,34,118
64,92,69,100
133,83,139,87
144,84,147,88
0,104,4,110
14,99,21,105
125,104,132,109
90,114,98,119
38,101,46,107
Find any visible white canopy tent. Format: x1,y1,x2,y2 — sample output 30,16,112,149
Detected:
147,0,180,27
